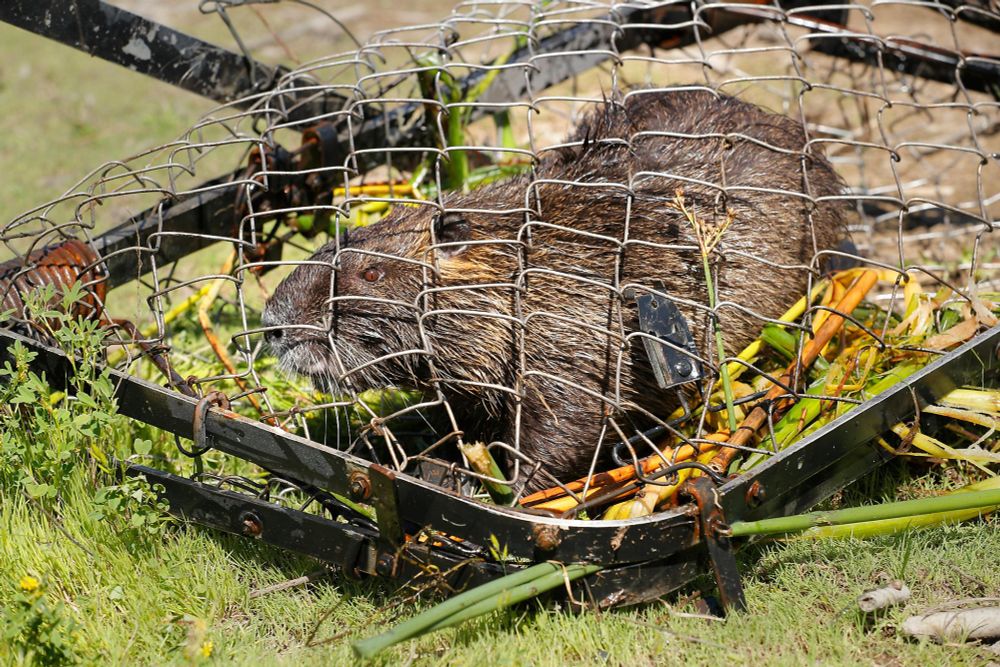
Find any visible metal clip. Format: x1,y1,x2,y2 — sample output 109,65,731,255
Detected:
634,286,701,388
368,464,405,577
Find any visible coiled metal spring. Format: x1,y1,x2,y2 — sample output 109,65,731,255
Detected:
0,238,108,335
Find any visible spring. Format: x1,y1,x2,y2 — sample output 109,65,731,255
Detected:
0,238,109,330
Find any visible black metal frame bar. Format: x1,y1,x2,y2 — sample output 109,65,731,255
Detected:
2,323,996,604
0,0,293,108
3,0,1000,606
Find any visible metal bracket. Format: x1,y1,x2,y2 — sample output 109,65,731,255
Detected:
368,464,405,576
127,463,374,575
126,462,509,588
687,476,747,614
634,286,702,388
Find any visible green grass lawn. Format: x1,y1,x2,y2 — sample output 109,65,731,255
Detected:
2,6,1000,667
0,310,996,666
3,461,999,665
0,23,208,224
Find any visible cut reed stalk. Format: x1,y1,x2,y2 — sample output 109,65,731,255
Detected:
729,487,1000,537
351,562,600,658
708,269,880,474
459,442,515,505
792,477,1000,539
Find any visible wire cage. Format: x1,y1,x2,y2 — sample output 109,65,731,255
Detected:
1,0,998,607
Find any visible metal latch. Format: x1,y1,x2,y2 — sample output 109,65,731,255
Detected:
633,285,701,388
686,476,747,614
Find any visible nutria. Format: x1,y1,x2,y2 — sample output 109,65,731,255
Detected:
262,88,849,490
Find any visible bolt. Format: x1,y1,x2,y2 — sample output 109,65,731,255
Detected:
348,472,371,501
744,480,766,509
240,512,262,538
532,523,562,551
673,358,692,377
375,552,396,578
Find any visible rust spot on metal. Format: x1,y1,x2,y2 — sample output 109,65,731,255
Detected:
610,525,627,552
348,471,372,501
240,511,263,537
532,523,562,551
744,480,766,509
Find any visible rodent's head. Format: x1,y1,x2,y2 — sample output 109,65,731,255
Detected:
261,203,481,392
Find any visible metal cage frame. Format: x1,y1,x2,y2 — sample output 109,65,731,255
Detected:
2,0,998,609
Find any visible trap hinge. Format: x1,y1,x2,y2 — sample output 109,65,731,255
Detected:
368,464,406,576
631,285,702,389
686,476,747,614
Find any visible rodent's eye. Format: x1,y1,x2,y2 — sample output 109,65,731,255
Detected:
361,267,384,283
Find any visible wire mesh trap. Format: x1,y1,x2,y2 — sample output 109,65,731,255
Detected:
1,0,999,610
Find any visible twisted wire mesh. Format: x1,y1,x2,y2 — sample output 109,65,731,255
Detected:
2,0,997,508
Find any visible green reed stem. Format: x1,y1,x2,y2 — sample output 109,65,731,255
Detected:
730,487,1000,537
702,252,738,433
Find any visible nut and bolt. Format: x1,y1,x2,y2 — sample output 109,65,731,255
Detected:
240,512,263,538
348,472,372,501
744,480,766,509
375,552,397,577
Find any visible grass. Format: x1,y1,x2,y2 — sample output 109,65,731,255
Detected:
0,23,208,226
2,6,1000,667
1,307,997,665
2,467,1000,665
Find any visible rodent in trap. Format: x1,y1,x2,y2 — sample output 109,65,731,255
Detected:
263,88,850,491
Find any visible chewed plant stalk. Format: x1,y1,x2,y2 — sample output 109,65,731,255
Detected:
670,189,738,433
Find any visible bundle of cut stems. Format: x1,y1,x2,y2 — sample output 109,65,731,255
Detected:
525,270,880,517
352,561,601,659
519,269,998,519
705,269,880,475
520,439,721,513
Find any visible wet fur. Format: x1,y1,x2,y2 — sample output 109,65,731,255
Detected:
264,89,849,489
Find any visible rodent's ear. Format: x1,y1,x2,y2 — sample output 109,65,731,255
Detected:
433,211,471,259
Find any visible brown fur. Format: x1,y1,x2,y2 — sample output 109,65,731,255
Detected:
263,88,849,489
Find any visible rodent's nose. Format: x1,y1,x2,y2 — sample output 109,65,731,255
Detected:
261,301,286,351
264,327,283,347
